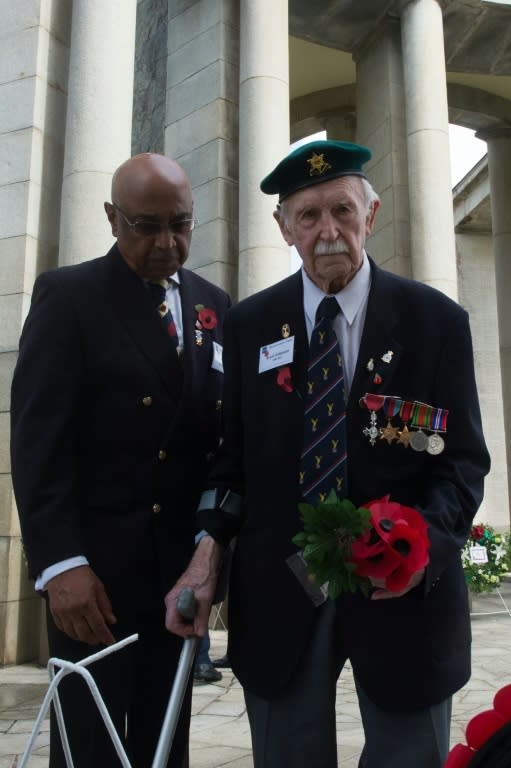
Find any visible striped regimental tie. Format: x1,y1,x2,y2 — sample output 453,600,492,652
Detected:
299,295,348,503
148,279,180,353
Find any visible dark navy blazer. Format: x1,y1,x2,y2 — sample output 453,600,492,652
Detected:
11,244,231,616
199,258,490,711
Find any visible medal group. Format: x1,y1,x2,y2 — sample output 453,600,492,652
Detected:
360,394,448,455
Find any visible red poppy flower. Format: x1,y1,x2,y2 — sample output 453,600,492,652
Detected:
197,307,217,330
442,683,511,767
277,366,293,393
471,524,486,541
351,538,401,579
466,709,507,750
351,496,429,591
444,743,475,768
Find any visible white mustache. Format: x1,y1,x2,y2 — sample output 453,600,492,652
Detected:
314,240,349,256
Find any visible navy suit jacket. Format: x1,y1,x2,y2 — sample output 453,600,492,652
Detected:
11,244,231,616
199,258,490,711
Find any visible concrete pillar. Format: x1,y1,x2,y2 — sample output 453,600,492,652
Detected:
401,0,458,300
481,126,511,518
355,19,411,278
238,0,290,300
59,0,136,266
165,0,240,298
0,0,72,664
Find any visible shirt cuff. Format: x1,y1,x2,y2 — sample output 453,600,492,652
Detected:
35,556,89,591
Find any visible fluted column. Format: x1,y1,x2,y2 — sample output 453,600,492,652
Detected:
59,0,137,265
238,0,290,299
482,125,511,514
401,0,457,300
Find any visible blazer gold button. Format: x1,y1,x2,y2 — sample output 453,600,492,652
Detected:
142,396,153,406
158,450,167,461
152,503,161,514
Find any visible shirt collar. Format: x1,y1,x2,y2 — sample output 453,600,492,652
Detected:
302,251,371,327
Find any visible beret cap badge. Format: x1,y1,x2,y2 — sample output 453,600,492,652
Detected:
307,152,332,177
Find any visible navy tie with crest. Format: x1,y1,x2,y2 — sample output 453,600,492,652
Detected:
299,296,348,503
148,279,180,354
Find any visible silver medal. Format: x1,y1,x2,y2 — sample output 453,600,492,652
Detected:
427,433,445,455
363,411,379,446
410,429,428,452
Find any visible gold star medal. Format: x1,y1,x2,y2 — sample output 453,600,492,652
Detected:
380,421,398,445
397,424,413,448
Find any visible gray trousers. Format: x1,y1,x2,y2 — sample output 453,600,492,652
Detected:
244,601,451,768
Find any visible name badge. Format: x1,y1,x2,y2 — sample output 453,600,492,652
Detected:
211,341,224,373
258,336,294,373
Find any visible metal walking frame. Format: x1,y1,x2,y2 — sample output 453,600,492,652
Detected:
19,590,198,768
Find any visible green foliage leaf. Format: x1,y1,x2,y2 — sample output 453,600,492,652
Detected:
293,491,374,598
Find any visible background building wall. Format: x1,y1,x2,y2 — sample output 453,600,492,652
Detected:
132,0,168,155
0,0,71,664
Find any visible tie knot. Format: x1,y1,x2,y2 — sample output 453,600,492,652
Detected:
316,296,340,321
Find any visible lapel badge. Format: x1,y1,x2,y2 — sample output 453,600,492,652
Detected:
281,323,291,339
373,373,382,385
381,350,393,364
195,329,203,347
366,358,375,371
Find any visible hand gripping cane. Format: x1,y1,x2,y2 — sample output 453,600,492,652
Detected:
151,588,198,768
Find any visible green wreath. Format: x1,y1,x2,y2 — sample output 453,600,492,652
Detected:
462,523,510,594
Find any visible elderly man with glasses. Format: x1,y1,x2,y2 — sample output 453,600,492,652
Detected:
10,153,230,768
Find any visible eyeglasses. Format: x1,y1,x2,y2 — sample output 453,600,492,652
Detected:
112,203,198,237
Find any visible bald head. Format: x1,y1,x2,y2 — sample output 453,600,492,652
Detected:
104,153,195,280
111,153,192,210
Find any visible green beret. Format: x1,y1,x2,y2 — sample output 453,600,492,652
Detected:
260,139,372,202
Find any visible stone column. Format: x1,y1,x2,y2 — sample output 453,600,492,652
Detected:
0,0,71,665
355,18,411,278
238,0,290,300
165,0,240,298
482,126,511,517
401,0,458,300
59,0,137,265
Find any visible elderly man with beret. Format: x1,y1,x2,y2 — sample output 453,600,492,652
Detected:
165,140,490,768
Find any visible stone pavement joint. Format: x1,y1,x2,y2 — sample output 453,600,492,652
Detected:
1,583,510,768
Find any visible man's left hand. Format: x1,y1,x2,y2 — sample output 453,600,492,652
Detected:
369,568,425,600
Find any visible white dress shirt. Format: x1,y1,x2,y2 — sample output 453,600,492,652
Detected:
301,251,372,397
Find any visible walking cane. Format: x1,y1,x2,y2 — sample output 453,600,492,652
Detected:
151,588,199,768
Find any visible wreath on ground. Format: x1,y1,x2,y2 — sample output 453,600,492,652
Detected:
461,523,510,594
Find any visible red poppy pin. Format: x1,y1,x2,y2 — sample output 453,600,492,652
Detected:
194,304,218,346
277,365,294,393
195,304,217,330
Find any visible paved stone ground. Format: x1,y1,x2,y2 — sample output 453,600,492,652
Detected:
1,583,510,768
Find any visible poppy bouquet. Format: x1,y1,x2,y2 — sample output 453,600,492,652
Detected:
292,491,430,598
445,684,511,767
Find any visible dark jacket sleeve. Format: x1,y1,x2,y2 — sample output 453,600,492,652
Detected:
11,271,86,578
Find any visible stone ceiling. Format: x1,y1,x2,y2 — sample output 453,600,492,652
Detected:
289,0,511,76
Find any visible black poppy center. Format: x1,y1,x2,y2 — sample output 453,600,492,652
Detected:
393,538,411,556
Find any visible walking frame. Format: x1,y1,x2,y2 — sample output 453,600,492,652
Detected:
19,590,198,768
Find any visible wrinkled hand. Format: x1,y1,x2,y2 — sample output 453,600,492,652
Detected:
47,565,117,645
370,568,425,600
165,537,221,639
